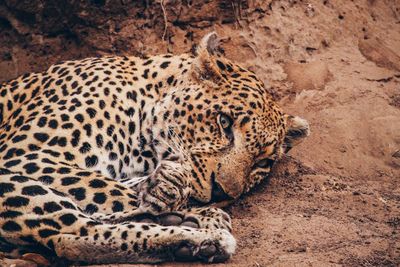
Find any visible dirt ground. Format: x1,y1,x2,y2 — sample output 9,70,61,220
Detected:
0,0,399,266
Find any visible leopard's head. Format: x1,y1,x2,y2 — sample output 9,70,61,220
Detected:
156,32,310,204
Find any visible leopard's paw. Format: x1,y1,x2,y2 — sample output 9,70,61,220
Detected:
174,229,236,263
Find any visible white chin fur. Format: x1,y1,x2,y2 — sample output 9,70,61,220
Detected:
219,229,237,256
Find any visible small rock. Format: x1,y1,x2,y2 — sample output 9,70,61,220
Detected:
305,4,315,17
2,52,12,61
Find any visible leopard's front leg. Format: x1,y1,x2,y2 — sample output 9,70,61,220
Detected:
116,160,233,232
125,160,192,213
93,160,192,224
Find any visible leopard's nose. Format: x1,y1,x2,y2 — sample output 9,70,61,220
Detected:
211,178,233,203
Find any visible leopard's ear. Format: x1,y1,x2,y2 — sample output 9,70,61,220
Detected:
191,32,223,86
283,115,310,153
196,31,219,55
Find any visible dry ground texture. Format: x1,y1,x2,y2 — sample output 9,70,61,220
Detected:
0,0,399,266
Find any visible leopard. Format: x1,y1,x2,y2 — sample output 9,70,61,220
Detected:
0,32,309,265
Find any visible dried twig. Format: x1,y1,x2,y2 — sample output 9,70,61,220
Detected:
160,0,168,41
231,0,243,28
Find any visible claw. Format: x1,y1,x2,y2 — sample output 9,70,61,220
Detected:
159,214,183,226
173,238,231,263
199,244,217,257
212,252,230,263
0,258,37,267
174,245,195,261
139,218,154,223
22,253,50,266
181,221,199,228
131,213,158,224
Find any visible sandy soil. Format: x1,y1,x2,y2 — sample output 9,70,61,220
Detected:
0,0,399,266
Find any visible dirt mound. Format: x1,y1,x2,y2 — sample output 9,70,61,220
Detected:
284,61,332,92
0,0,399,266
359,37,400,72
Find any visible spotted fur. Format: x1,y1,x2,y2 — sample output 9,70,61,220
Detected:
0,32,309,264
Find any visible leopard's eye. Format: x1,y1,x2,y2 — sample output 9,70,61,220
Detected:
218,113,234,140
219,114,233,130
255,158,275,169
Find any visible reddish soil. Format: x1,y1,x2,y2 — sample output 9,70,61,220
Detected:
0,0,399,266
